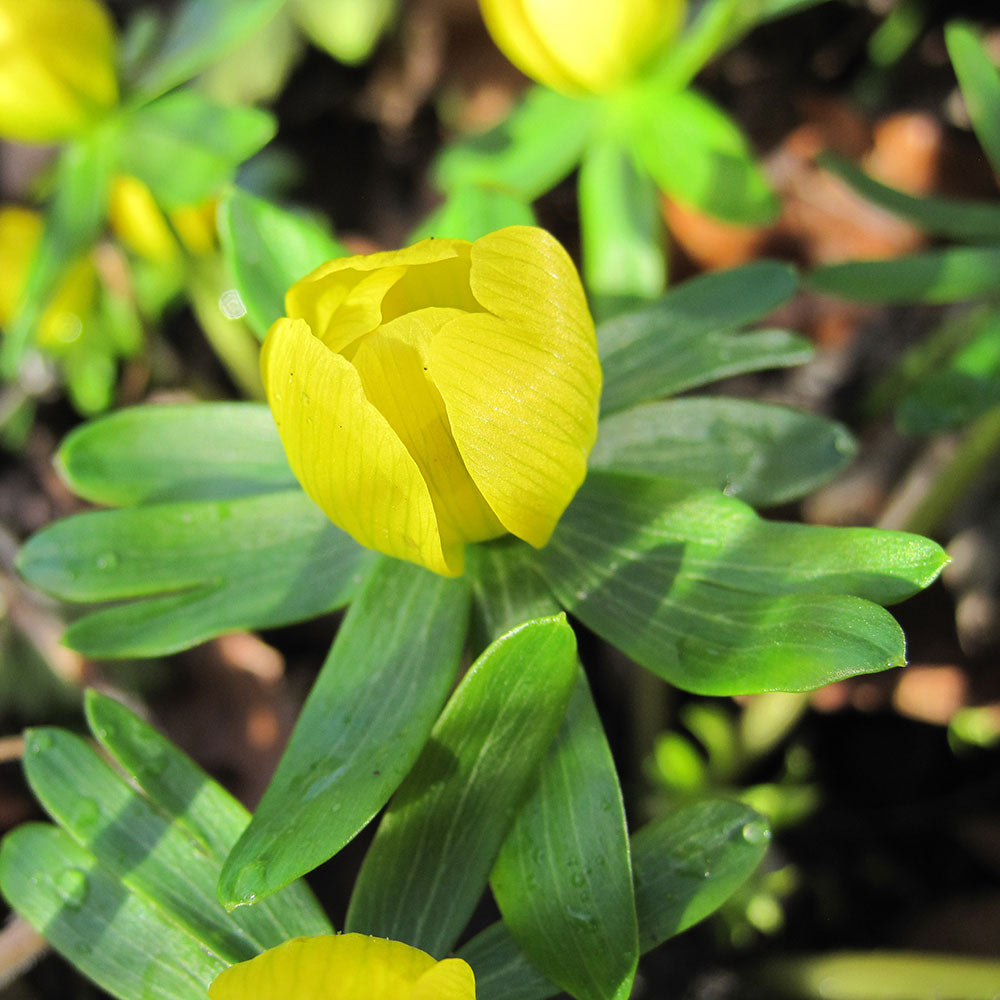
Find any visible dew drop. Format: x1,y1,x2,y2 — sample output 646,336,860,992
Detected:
54,868,89,909
95,552,119,570
741,820,770,845
30,731,53,753
70,798,101,836
218,289,247,319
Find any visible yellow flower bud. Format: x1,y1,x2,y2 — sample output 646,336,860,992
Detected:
36,254,97,350
209,934,476,1000
478,0,685,94
263,226,602,577
0,0,118,143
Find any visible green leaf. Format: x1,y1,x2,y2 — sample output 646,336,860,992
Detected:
579,134,665,310
434,86,595,200
467,537,560,652
409,185,537,244
818,151,1000,243
899,371,1000,434
945,21,1000,179
807,246,1000,304
83,691,330,937
129,0,286,101
219,559,470,908
0,824,227,1000
591,397,856,506
57,402,294,505
632,87,778,225
218,188,347,338
598,261,805,415
345,615,578,957
537,471,948,694
18,489,373,657
491,671,638,1000
460,800,769,1000
0,136,115,376
0,697,330,1000
292,0,396,65
119,92,276,209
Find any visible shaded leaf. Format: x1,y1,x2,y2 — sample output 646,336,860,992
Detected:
491,671,638,1000
345,616,577,957
537,471,947,694
807,246,1000,305
818,151,1000,243
946,21,1000,179
219,559,470,908
18,489,373,657
218,188,347,338
119,92,276,209
57,402,294,505
130,0,286,101
591,397,856,506
460,800,769,1000
598,261,804,415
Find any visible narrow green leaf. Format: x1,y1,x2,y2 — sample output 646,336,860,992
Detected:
818,151,1000,243
218,188,347,338
537,471,948,694
466,537,559,651
345,615,578,957
84,691,331,939
460,800,769,1000
807,246,1000,304
945,21,1000,179
598,261,804,414
0,824,226,1000
409,185,537,244
491,671,638,1000
119,92,276,209
434,86,595,200
57,402,293,505
579,134,665,308
899,371,1000,434
591,397,856,506
633,87,778,225
130,0,286,101
18,490,373,657
0,136,114,375
219,559,470,908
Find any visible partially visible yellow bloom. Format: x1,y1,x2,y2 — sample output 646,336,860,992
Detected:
0,206,41,327
0,205,96,350
0,0,118,143
208,934,476,1000
108,175,217,263
479,0,685,94
262,225,602,577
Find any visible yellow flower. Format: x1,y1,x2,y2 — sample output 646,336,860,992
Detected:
208,934,476,1000
108,175,217,264
0,205,96,349
478,0,685,94
263,225,601,577
0,0,118,143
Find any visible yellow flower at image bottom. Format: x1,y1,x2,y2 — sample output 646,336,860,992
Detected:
208,934,476,1000
263,225,602,577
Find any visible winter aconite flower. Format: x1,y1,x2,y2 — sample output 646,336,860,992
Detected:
263,225,602,577
0,0,118,143
208,934,476,1000
478,0,685,94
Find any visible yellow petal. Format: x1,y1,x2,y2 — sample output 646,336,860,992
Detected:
286,238,479,354
261,317,456,576
208,934,451,1000
0,0,118,142
0,206,42,327
350,306,504,554
37,254,97,350
479,0,684,93
108,175,179,263
411,957,477,1000
429,226,601,548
